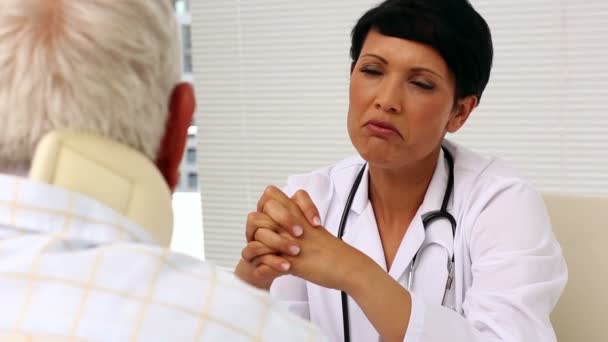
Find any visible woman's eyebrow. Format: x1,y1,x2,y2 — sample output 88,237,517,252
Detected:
360,53,389,64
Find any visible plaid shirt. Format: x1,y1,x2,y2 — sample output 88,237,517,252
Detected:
0,174,326,342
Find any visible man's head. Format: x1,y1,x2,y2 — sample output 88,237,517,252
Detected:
0,0,195,189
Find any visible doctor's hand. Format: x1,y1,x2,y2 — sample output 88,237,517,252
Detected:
255,187,412,342
254,187,372,292
237,184,323,290
252,186,323,240
235,214,293,290
285,223,371,292
236,209,301,289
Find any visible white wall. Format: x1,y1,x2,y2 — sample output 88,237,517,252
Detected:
191,0,608,268
171,193,204,260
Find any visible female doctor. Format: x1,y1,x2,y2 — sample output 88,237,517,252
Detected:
236,0,568,341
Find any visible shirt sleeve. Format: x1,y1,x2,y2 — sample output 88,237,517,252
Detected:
215,270,327,341
404,181,568,342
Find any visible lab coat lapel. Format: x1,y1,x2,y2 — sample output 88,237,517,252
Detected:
341,163,388,272
338,163,386,342
387,214,425,281
412,218,453,304
342,206,387,342
414,149,455,304
348,203,388,271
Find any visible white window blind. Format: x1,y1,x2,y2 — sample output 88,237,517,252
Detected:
451,0,608,194
192,0,608,268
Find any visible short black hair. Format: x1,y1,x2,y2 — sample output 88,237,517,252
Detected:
350,0,493,102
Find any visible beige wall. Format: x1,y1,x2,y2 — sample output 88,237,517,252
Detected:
546,194,608,342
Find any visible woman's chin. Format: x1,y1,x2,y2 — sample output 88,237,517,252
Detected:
357,149,398,168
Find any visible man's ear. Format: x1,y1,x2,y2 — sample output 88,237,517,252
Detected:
155,83,196,192
447,95,478,133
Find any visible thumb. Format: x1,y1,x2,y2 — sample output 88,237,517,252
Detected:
291,190,322,227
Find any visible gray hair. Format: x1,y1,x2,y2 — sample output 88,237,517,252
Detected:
0,0,181,170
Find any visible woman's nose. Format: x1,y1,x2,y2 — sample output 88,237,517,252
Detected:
374,79,402,114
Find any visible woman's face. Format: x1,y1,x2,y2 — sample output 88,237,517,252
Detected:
348,30,472,170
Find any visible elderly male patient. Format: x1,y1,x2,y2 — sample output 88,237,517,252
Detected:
0,0,325,341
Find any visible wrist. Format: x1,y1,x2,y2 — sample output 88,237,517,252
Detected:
339,249,382,296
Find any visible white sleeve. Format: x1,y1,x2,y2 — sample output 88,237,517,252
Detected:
404,182,568,342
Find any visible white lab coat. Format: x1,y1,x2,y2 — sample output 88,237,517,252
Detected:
270,140,568,342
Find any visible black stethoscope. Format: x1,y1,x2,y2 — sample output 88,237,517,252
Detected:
336,146,457,342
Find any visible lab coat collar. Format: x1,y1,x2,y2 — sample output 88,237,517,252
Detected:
332,157,369,216
347,203,389,272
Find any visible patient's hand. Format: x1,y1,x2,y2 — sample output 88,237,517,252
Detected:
253,188,365,291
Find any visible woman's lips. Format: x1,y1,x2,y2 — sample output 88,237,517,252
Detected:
364,120,402,138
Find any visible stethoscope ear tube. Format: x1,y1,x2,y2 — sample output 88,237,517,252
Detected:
337,164,366,240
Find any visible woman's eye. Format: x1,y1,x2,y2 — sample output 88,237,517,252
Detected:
411,81,435,90
361,68,382,76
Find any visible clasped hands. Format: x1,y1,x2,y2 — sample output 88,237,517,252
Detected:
235,186,365,292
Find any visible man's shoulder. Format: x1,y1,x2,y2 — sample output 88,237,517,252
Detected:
98,243,327,341
9,240,327,341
